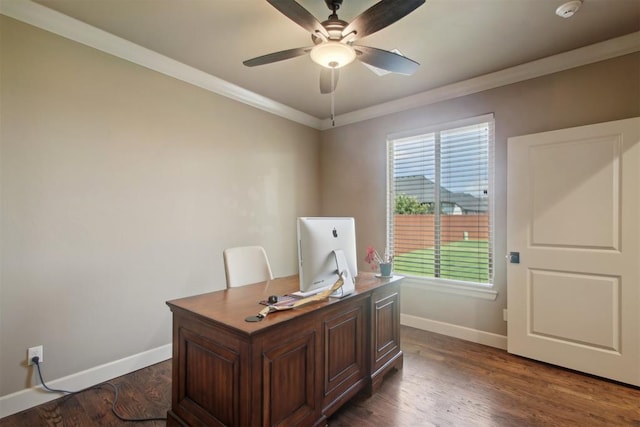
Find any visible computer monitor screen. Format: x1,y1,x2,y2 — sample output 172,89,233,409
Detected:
297,217,358,296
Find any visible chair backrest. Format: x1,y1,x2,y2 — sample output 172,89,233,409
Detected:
223,245,274,288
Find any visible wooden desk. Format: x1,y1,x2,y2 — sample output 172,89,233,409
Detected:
166,273,403,427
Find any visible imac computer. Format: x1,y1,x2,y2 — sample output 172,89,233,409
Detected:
296,217,358,297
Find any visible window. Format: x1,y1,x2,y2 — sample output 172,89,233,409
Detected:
387,114,494,286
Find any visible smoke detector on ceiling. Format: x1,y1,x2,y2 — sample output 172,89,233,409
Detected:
556,0,583,18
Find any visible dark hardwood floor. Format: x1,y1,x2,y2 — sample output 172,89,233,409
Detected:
332,327,640,426
0,359,171,427
2,326,639,426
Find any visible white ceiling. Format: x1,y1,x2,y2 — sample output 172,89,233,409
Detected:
24,0,640,120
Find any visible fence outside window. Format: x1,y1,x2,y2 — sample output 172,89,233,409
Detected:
387,114,495,286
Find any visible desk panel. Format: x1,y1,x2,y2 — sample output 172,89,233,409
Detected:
167,273,403,427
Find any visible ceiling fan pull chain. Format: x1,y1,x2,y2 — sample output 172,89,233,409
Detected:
331,66,335,127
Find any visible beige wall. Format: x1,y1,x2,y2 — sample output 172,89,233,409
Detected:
320,53,640,337
2,9,639,404
0,16,320,396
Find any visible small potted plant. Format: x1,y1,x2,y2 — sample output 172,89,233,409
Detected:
364,246,393,277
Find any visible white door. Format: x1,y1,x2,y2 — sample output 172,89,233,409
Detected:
507,117,640,386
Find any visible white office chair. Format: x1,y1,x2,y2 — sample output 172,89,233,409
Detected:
223,245,274,288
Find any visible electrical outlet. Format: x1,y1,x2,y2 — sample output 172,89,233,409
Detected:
27,345,43,366
503,308,508,322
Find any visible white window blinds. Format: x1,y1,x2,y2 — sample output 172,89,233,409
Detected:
387,115,494,285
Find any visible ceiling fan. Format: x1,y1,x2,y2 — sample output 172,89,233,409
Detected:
243,0,426,94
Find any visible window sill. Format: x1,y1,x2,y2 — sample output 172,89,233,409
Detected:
400,276,498,301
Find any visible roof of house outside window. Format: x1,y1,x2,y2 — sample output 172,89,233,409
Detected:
395,175,488,214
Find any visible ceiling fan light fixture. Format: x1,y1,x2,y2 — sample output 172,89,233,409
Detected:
310,41,356,69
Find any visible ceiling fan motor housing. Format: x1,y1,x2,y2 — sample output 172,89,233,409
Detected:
312,18,349,44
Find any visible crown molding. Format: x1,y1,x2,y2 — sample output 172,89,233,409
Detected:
321,31,640,130
2,1,638,132
0,0,322,129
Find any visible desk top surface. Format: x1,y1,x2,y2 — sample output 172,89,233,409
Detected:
166,272,403,335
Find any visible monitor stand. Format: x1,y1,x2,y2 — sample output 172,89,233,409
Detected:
330,249,354,298
292,249,355,298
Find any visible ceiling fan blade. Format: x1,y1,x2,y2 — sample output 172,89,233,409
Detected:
243,47,311,67
341,0,425,41
320,67,340,94
355,46,419,75
267,0,329,38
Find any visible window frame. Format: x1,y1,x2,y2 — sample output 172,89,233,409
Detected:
386,114,497,299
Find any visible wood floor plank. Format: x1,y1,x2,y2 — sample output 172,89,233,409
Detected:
328,327,640,426
1,326,639,426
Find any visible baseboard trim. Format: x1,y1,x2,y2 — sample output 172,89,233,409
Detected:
0,344,172,419
401,314,507,350
1,319,505,418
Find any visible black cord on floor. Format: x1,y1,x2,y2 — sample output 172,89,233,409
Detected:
32,356,167,422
